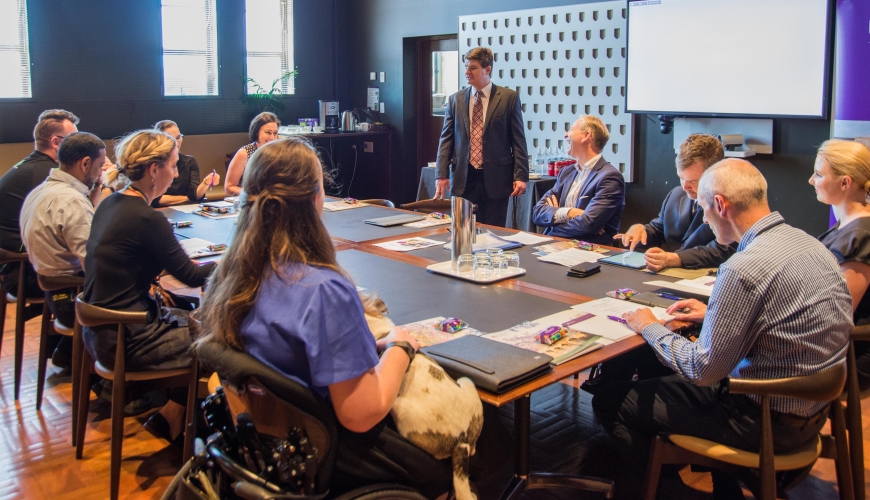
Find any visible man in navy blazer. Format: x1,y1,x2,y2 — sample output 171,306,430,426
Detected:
532,115,625,244
434,47,528,226
614,133,735,270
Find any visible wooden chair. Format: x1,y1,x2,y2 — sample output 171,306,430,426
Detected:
846,325,870,500
35,274,85,443
400,199,453,214
360,198,396,208
642,363,854,500
0,248,45,400
74,295,197,500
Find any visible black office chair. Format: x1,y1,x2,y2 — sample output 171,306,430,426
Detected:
194,339,453,499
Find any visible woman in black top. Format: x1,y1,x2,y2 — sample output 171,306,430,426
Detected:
150,120,219,207
83,129,216,443
811,139,870,390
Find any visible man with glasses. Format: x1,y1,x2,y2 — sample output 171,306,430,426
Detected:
614,133,735,271
0,109,82,353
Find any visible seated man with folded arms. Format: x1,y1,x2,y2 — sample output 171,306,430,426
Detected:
0,109,82,325
20,132,106,367
614,133,736,271
592,159,852,498
532,115,625,244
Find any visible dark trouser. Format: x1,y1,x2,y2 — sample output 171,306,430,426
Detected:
334,404,513,499
462,166,510,227
592,374,827,499
596,343,676,383
1,262,44,322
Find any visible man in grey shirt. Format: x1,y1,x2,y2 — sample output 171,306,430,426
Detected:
20,132,105,364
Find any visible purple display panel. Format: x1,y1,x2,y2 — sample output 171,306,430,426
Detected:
833,0,870,138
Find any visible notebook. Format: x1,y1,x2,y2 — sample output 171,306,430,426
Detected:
364,214,426,227
422,335,553,394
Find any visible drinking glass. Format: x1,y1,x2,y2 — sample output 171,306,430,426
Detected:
473,254,493,279
485,247,503,257
503,251,520,268
490,254,508,272
456,254,474,274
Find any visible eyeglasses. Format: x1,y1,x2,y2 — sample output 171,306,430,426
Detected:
53,134,66,142
175,134,184,140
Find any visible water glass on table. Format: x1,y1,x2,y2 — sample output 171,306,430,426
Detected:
502,251,520,268
456,254,474,274
473,254,493,279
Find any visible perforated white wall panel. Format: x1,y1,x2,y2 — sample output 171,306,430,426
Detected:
458,2,634,181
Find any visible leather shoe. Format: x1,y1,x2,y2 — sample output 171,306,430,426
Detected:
143,412,184,448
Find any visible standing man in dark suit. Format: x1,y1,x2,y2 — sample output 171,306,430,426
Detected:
434,47,529,226
532,115,625,244
614,133,735,271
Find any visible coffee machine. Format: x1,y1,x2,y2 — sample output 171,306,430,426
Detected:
319,101,340,133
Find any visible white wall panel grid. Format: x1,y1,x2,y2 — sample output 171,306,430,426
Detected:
458,2,634,181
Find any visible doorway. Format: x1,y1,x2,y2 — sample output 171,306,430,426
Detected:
415,36,459,185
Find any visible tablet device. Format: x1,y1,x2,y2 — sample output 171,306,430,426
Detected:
598,251,647,269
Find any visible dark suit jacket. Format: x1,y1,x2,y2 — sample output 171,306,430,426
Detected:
641,186,736,268
435,84,528,199
532,156,625,244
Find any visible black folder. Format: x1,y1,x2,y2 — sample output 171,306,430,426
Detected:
364,214,426,227
422,336,553,394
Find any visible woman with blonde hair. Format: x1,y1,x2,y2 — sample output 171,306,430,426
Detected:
83,129,216,443
223,112,280,196
811,138,870,390
198,137,511,496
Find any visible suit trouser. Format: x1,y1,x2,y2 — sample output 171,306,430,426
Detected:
461,166,510,227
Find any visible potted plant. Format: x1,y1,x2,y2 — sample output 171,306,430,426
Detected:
240,70,298,119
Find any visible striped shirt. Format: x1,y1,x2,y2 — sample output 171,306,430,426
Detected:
641,212,851,416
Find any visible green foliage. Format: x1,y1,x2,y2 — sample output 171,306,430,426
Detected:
241,70,298,117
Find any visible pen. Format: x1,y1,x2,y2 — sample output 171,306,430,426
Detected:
607,315,627,324
208,169,216,190
656,292,682,301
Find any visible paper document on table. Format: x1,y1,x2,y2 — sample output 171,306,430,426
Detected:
442,231,522,253
571,297,675,322
399,317,484,347
179,237,224,258
644,276,716,297
404,217,451,228
676,276,717,292
654,267,716,279
537,248,603,267
488,309,603,365
171,204,201,214
322,201,367,211
500,231,552,245
373,237,442,252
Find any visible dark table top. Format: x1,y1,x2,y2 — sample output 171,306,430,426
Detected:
159,207,237,246
337,249,570,332
404,228,679,299
322,205,430,242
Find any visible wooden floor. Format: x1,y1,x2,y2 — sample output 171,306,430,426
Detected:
1,305,868,499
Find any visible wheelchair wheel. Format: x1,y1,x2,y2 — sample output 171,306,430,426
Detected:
330,484,428,500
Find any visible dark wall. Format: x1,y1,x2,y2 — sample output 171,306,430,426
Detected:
343,0,833,236
0,0,338,144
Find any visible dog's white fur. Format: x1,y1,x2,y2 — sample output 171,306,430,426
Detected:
362,295,482,500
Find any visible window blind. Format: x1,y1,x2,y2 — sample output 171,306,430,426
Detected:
0,0,33,98
245,0,295,95
162,0,219,96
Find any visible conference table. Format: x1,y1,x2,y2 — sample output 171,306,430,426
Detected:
161,201,691,499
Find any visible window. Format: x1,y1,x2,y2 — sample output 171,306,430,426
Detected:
0,0,32,98
161,0,219,96
432,51,458,116
245,0,295,95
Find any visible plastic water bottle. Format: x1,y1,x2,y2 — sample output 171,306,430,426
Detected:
529,148,537,175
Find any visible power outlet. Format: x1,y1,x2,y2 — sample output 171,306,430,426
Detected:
363,141,374,153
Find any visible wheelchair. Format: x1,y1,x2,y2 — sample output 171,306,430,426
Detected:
161,339,455,500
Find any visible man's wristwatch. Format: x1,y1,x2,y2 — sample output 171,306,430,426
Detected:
385,341,415,364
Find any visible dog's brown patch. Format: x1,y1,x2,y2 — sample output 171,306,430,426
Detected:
406,430,455,459
428,365,445,380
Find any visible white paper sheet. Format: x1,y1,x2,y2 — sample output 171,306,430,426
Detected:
675,275,717,293
442,231,520,253
500,231,553,245
644,279,714,297
571,297,675,322
536,248,603,267
322,201,366,212
404,217,451,228
178,237,224,258
373,237,443,252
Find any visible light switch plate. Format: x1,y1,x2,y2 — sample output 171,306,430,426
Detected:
379,102,385,113
363,141,374,153
379,72,386,83
369,72,376,80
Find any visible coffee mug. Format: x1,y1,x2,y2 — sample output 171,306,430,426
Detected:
360,122,371,132
312,126,323,133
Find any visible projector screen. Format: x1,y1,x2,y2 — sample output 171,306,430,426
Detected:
625,0,833,118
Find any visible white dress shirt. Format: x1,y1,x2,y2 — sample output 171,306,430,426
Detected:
554,154,602,224
468,81,493,129
20,168,94,277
